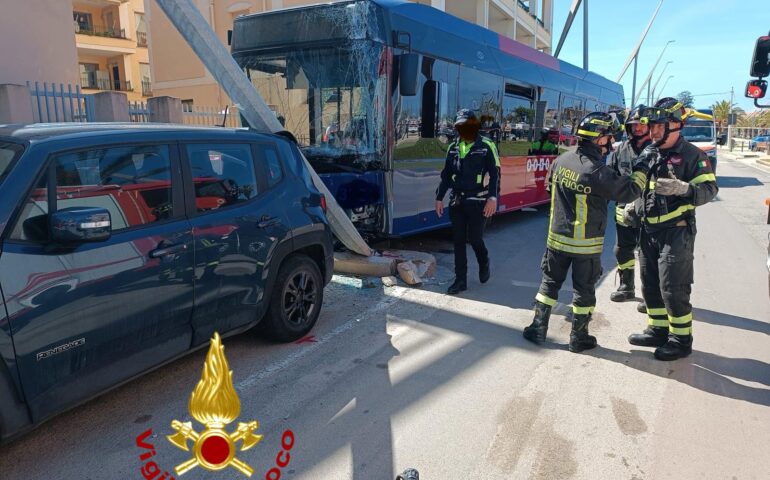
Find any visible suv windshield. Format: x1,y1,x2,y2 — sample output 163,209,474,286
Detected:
0,142,24,185
682,121,714,142
240,42,388,173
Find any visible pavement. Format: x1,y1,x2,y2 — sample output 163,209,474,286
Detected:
0,155,768,480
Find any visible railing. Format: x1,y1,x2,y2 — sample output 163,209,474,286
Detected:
129,101,150,123
136,31,148,47
27,81,94,123
80,74,133,92
141,80,152,97
183,105,242,128
74,23,128,40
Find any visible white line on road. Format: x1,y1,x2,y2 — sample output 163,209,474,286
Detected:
236,286,409,391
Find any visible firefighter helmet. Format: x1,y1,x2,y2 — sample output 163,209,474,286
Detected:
575,112,620,140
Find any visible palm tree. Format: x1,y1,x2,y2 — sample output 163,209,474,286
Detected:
710,99,745,129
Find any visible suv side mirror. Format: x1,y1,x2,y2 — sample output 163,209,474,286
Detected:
750,35,770,78
50,207,111,244
399,53,420,97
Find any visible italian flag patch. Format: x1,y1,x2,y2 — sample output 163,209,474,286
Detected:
698,160,707,168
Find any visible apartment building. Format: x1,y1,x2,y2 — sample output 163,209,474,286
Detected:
73,0,152,101
146,0,553,109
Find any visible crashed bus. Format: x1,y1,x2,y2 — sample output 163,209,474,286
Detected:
230,0,624,237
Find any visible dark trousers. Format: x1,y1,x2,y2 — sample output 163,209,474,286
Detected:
449,200,488,280
536,248,602,315
614,223,640,270
639,224,695,336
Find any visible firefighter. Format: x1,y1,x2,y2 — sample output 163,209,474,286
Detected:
529,129,558,156
607,105,652,302
436,109,500,294
523,111,648,352
628,98,718,361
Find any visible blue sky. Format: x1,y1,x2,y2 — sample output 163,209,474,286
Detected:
551,0,769,112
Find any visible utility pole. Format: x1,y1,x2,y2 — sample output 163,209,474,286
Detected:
583,0,588,70
631,55,638,108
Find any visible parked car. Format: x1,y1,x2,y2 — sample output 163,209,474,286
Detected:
0,123,333,442
749,135,770,151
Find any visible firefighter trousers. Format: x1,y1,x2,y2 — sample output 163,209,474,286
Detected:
449,199,488,280
639,223,695,336
614,223,640,270
535,248,603,315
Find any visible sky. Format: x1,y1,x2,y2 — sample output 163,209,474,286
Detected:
551,0,770,112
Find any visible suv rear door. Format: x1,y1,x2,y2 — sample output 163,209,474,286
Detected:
0,140,194,420
181,140,293,344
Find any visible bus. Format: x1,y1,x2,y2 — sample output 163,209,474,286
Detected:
230,0,625,237
682,108,717,173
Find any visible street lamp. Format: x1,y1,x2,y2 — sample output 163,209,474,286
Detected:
635,39,674,105
656,75,674,102
650,60,673,104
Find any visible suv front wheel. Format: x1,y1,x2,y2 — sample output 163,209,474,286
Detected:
262,254,323,341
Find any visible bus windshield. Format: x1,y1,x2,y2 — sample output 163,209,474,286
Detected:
682,120,714,142
241,42,388,173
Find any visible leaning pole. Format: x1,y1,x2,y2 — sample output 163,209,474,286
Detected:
153,0,373,257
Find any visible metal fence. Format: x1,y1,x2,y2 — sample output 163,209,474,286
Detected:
129,101,150,123
27,81,93,123
725,126,770,153
183,105,241,127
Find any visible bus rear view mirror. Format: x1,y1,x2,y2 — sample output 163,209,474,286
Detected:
399,53,420,96
750,35,770,78
746,79,767,99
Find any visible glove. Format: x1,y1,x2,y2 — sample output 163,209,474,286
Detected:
655,177,692,196
623,202,638,224
633,145,659,174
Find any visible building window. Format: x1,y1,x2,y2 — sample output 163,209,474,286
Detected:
80,63,99,89
182,100,194,112
73,11,93,33
135,13,147,47
140,63,152,96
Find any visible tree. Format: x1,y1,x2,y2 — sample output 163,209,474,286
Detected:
675,90,695,108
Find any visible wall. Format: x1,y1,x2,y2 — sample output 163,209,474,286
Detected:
0,0,78,86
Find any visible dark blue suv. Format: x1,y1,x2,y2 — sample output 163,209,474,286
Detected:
0,124,333,442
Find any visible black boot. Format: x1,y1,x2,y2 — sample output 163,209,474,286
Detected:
569,313,597,353
523,301,551,344
447,278,467,294
654,334,693,361
636,300,647,314
479,259,490,284
610,269,635,302
628,326,669,347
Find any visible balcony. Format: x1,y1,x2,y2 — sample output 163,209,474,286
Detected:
80,73,133,92
136,31,148,47
141,80,152,97
75,23,127,40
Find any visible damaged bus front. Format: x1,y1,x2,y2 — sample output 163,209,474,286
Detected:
231,1,392,238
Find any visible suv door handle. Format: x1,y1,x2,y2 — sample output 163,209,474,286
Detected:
149,243,187,258
257,216,280,228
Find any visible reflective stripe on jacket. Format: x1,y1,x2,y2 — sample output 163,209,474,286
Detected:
436,136,501,201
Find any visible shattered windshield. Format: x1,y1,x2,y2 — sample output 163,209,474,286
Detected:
0,142,24,185
242,42,388,173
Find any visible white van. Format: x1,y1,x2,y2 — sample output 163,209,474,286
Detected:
682,108,718,173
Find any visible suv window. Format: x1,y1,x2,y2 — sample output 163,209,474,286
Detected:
10,144,175,241
261,145,284,188
0,142,24,185
186,143,258,212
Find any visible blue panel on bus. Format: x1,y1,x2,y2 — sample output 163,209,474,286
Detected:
317,171,385,210
392,209,451,237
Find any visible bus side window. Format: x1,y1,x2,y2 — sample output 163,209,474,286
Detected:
421,80,437,138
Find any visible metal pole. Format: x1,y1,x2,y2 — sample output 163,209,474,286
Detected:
583,0,588,70
631,54,638,106
657,75,673,102
650,61,672,101
638,40,674,106
617,0,664,82
554,0,582,58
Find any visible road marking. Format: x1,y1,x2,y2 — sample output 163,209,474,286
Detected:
236,286,408,391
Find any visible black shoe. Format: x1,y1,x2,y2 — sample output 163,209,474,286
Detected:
447,279,467,294
654,335,693,361
610,269,635,302
636,301,647,314
479,260,490,284
569,313,597,353
628,326,669,347
523,301,551,344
